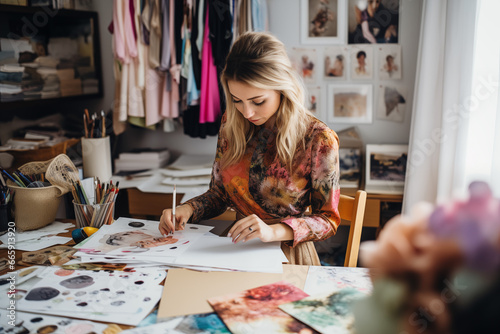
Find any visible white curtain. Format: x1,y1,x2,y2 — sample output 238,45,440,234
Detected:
403,0,500,212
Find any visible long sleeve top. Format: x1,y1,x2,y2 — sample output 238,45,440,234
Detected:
185,113,341,248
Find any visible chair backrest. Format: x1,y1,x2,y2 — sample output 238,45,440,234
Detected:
338,190,367,267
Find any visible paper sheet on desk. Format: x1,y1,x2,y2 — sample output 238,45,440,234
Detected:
15,236,72,251
175,234,284,273
111,169,209,201
16,267,167,326
0,221,73,245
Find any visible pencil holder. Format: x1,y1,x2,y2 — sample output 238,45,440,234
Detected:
73,200,115,229
81,136,112,182
9,185,62,231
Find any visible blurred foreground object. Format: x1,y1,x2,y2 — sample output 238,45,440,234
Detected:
354,181,500,334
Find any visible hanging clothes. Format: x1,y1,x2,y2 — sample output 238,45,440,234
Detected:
109,0,268,137
199,7,220,124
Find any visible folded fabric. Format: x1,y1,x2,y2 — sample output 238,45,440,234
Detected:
0,71,23,83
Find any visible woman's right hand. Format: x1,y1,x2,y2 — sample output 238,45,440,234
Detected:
159,204,194,236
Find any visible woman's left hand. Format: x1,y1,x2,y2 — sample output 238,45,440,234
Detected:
227,214,276,243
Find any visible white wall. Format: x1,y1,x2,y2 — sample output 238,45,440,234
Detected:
93,0,422,157
268,0,423,145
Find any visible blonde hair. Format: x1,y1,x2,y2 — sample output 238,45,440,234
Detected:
220,32,313,169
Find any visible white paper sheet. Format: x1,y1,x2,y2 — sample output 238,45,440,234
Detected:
0,221,73,245
303,266,373,296
175,235,284,273
14,236,72,251
166,154,214,170
17,268,166,326
73,218,213,260
0,310,110,333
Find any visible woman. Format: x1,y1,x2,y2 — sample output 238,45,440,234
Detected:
159,32,340,265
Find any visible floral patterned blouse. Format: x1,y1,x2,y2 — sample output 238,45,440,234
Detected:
185,113,341,247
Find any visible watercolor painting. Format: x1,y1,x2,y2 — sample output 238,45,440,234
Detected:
376,84,406,122
279,288,366,334
17,267,166,325
301,0,346,44
378,44,402,79
74,217,213,259
304,266,373,296
0,311,110,334
208,281,317,334
175,312,231,334
306,86,321,114
367,145,408,183
324,46,348,79
349,45,374,80
328,84,373,124
290,47,318,84
339,148,361,188
21,245,77,266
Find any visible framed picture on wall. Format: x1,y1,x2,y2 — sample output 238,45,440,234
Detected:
365,144,408,195
378,44,402,80
347,0,400,44
306,86,321,114
301,0,347,45
327,84,373,123
376,84,407,122
349,45,374,80
290,47,318,84
324,46,348,80
339,148,361,188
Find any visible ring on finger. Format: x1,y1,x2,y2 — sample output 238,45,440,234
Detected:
248,226,253,232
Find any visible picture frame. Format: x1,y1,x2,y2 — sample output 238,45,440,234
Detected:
327,84,373,124
339,148,361,188
306,85,321,114
365,144,408,195
376,83,407,122
290,47,318,84
347,0,400,44
324,46,348,80
301,0,346,45
349,45,374,80
377,44,402,80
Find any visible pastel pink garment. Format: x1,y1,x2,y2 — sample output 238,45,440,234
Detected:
145,47,165,126
199,9,220,124
123,0,137,59
113,0,126,63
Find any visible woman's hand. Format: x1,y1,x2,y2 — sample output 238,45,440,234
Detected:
227,214,294,243
159,204,194,236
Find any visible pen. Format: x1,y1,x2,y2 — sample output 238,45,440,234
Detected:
1,169,24,187
101,110,106,138
84,108,90,138
172,185,176,233
0,172,6,187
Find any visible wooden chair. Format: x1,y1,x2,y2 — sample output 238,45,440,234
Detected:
339,190,367,267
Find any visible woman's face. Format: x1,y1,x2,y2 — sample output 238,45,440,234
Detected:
357,54,366,66
227,80,281,127
368,0,381,12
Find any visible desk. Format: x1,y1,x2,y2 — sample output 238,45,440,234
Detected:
0,219,371,332
126,188,403,229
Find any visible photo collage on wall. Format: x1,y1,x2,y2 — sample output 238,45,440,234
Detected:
293,0,406,188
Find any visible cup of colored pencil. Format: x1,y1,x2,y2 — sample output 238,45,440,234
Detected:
71,179,119,229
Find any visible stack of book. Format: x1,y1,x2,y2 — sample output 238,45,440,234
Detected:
160,154,213,187
114,148,170,172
